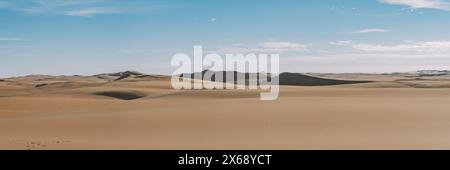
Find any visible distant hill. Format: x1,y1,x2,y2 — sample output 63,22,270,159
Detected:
278,72,371,86
180,70,371,86
417,70,450,77
95,71,168,81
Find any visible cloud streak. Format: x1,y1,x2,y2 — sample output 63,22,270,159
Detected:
380,0,450,11
351,41,450,52
65,7,119,17
329,41,353,46
259,42,307,50
0,37,24,41
0,0,124,17
330,40,450,53
220,42,308,53
351,28,392,34
0,1,10,7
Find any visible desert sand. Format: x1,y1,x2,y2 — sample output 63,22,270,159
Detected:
2,71,450,149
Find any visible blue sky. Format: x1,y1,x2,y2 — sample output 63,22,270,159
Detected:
1,0,450,77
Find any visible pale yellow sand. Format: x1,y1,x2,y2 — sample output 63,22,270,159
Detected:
1,75,450,149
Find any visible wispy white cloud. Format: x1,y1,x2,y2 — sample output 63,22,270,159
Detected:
380,0,450,11
0,1,11,8
259,42,307,50
220,42,308,53
0,0,125,17
350,28,392,34
0,37,24,41
209,18,217,22
330,40,450,53
64,7,119,17
351,41,450,52
0,0,100,12
329,40,353,46
32,0,101,7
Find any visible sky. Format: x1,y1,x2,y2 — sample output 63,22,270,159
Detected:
1,0,450,77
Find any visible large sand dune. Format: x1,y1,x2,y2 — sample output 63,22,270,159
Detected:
2,71,450,149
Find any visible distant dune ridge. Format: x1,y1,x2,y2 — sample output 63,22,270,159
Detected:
417,70,450,76
1,70,450,92
278,72,371,86
109,70,144,81
34,83,48,88
180,70,372,86
94,70,144,81
94,71,169,82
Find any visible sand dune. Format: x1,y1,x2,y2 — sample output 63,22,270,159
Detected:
181,70,372,86
278,72,371,86
2,72,450,149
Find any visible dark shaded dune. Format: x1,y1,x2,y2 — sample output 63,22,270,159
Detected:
117,74,171,82
94,75,114,81
278,72,372,86
135,74,169,79
94,71,170,82
94,71,144,81
93,91,145,100
115,75,130,81
180,70,265,86
35,83,48,88
113,71,143,81
181,70,371,86
108,71,143,77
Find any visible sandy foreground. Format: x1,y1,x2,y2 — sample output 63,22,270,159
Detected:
1,73,450,149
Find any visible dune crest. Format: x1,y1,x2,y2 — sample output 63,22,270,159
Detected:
180,70,372,86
